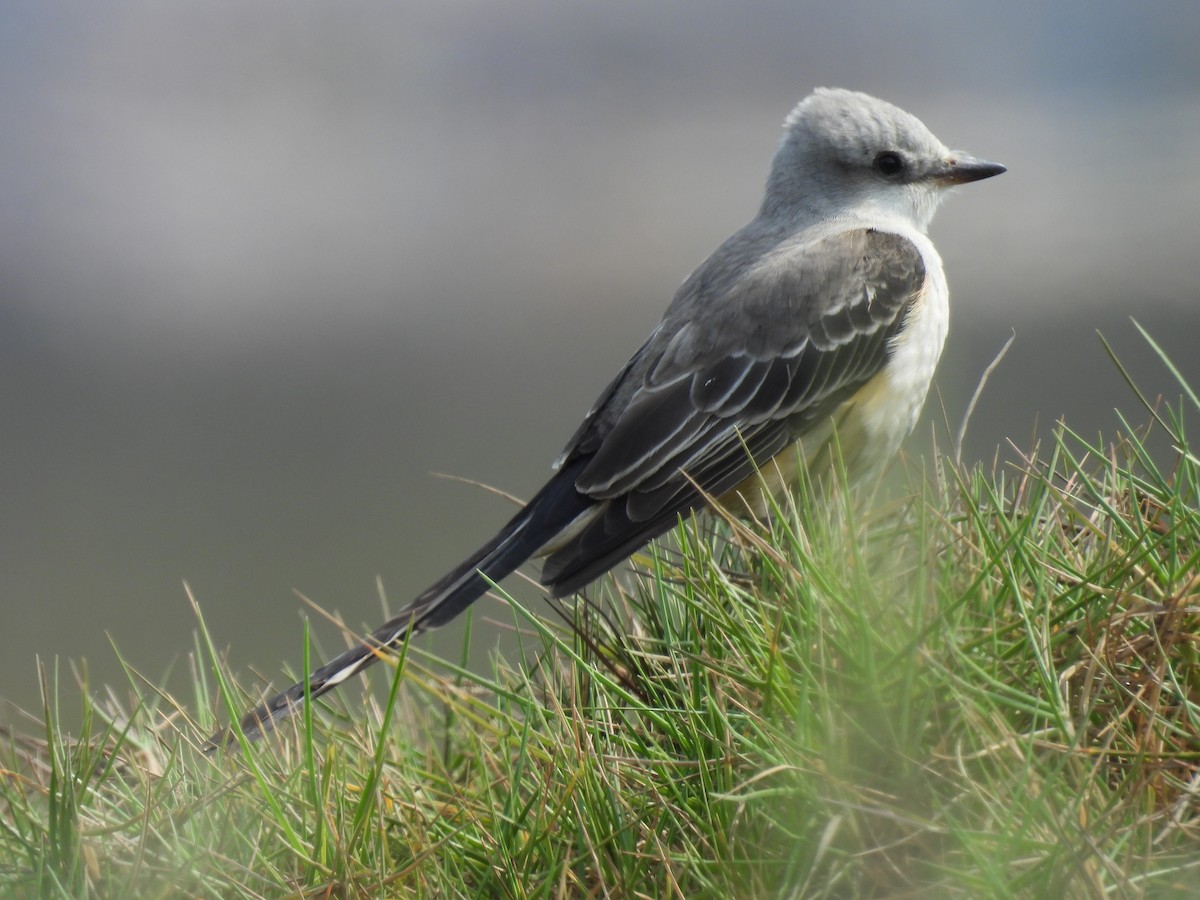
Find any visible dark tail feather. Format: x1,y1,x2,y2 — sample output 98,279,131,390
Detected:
206,461,593,749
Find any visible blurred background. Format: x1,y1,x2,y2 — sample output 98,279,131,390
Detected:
2,1,1199,721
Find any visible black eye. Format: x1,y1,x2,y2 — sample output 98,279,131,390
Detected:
873,151,905,177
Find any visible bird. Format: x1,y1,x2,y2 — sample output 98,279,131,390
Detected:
210,87,1004,746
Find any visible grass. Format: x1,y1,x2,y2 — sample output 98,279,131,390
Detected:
2,332,1199,898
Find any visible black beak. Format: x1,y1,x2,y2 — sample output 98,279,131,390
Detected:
936,153,1007,185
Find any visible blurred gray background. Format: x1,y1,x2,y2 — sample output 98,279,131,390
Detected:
3,1,1199,721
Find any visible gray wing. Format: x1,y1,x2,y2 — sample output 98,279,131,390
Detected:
540,227,926,594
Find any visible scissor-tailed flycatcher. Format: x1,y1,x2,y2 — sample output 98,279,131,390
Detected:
212,88,1004,745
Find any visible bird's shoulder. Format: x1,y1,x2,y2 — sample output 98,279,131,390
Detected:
664,224,926,357
555,225,926,468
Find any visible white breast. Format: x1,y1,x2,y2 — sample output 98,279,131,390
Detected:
843,232,949,477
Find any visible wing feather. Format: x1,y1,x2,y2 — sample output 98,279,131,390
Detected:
541,227,926,593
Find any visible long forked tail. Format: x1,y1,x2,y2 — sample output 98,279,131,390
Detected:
207,460,593,748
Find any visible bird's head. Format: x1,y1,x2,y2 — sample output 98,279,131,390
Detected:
764,87,1005,231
